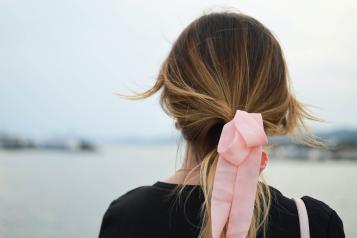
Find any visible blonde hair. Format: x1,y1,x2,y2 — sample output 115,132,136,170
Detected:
118,10,321,238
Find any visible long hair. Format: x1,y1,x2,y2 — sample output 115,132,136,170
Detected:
118,10,321,238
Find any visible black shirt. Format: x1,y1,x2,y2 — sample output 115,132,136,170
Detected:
98,181,345,238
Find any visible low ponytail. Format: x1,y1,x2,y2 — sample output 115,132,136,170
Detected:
196,144,272,238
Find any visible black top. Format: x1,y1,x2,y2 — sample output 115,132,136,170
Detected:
98,181,345,238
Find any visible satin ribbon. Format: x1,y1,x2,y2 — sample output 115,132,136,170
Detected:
211,110,268,238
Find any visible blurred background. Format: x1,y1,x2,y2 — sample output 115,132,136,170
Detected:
0,0,356,237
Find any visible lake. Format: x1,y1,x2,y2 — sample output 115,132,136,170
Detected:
0,144,356,238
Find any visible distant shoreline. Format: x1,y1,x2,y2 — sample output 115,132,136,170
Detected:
1,129,357,160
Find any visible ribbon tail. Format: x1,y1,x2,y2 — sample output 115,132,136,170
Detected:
226,147,262,238
211,155,237,238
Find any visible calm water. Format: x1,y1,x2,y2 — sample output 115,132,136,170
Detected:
0,145,356,238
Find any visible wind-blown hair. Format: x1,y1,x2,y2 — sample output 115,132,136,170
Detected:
118,10,320,238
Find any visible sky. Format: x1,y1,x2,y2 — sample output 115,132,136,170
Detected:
0,0,356,140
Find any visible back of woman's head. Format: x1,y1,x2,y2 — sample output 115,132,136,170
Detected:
121,10,319,238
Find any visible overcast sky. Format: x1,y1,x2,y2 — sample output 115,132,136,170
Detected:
0,0,356,140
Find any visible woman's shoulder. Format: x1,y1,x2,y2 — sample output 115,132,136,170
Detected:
100,184,162,221
103,182,185,211
301,195,345,237
101,182,202,219
98,185,159,238
269,186,345,238
98,182,202,238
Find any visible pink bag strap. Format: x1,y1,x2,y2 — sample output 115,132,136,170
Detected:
293,197,310,238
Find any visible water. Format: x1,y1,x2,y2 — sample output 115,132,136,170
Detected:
0,145,356,238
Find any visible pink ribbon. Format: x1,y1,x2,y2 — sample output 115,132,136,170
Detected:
211,110,268,238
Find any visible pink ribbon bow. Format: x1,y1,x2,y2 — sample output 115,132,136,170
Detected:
211,110,268,238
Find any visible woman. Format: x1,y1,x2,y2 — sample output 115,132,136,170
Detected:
98,11,345,238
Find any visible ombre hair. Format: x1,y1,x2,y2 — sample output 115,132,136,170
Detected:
118,10,321,238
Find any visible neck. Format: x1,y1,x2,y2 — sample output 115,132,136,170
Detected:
162,145,201,185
